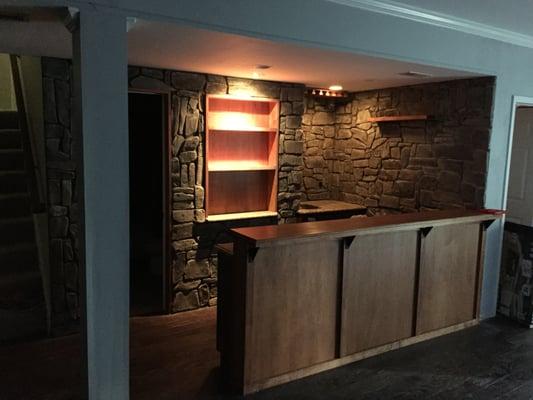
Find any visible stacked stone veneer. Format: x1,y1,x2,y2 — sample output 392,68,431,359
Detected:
128,66,305,312
302,77,494,213
42,58,82,329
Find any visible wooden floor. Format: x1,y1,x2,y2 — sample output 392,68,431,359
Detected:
1,308,533,399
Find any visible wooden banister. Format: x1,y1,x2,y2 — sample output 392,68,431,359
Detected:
9,55,46,214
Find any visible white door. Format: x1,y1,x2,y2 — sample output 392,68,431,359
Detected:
507,107,533,225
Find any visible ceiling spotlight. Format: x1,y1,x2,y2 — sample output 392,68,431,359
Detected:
329,85,343,91
255,64,271,70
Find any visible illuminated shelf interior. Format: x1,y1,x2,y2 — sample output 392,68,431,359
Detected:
208,126,277,132
209,160,276,171
206,95,279,220
206,210,278,222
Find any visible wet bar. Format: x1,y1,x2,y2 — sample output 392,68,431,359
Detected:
218,209,502,394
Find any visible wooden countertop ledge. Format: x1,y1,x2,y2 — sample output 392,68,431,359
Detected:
231,209,503,247
297,200,367,215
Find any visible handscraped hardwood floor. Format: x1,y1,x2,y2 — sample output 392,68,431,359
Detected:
0,307,532,399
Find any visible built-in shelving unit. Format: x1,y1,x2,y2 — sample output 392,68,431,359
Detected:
205,95,279,221
368,115,432,122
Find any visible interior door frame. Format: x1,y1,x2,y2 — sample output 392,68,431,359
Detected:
128,88,172,314
502,96,533,213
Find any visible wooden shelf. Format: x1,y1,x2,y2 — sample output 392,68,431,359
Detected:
208,126,277,133
368,115,432,123
207,129,277,169
206,95,279,219
207,210,278,222
209,161,277,172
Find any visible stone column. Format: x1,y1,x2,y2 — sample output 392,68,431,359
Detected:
72,8,129,400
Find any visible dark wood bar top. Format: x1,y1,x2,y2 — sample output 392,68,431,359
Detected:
231,209,503,247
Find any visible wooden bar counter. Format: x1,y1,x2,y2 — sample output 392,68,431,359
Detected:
217,209,502,395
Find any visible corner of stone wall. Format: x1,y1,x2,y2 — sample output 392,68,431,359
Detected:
301,95,339,200
278,84,306,223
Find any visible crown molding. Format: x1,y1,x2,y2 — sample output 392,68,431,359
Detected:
328,0,533,50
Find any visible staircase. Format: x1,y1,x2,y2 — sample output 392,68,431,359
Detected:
0,81,47,340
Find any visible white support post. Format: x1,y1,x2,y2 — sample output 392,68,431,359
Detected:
72,8,129,400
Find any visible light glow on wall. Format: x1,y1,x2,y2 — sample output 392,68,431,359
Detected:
212,112,258,130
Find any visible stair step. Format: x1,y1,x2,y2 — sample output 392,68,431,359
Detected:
0,193,31,219
0,111,19,130
0,129,22,150
0,243,39,277
0,217,34,246
0,149,24,170
0,171,28,195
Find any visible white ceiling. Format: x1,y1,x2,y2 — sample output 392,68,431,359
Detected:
0,7,481,92
0,8,71,59
127,20,479,92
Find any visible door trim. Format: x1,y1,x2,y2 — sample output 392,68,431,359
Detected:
503,96,533,212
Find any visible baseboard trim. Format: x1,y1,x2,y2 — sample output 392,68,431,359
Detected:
245,319,478,395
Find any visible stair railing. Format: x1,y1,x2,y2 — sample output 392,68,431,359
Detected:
9,55,46,214
9,55,51,334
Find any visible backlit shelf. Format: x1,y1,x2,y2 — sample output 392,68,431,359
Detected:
206,210,278,222
208,161,277,172
208,126,278,133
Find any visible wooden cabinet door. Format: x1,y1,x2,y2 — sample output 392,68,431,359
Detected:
416,223,480,335
245,240,340,384
340,231,418,356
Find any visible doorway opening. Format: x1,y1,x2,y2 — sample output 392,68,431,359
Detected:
499,98,533,326
128,91,168,316
506,105,533,224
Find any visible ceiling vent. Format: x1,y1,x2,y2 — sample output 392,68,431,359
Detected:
399,71,434,78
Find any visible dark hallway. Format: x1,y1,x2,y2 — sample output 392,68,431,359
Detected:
128,92,165,316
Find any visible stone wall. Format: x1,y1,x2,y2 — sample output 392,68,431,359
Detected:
42,58,82,330
302,77,494,213
128,67,305,312
41,58,494,319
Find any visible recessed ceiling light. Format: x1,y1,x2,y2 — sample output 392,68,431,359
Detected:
329,85,343,91
255,64,271,70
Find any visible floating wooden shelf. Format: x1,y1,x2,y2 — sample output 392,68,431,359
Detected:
207,210,278,222
368,115,432,123
206,95,279,220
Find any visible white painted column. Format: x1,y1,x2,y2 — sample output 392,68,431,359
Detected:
72,8,129,400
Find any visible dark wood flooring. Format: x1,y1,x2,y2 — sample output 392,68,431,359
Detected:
0,307,532,399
